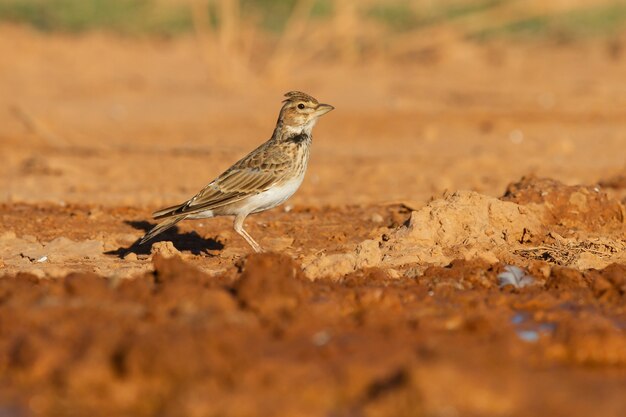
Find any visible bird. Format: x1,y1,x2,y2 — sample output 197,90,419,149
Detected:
139,91,334,253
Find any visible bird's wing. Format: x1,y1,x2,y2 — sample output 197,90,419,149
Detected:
153,143,293,219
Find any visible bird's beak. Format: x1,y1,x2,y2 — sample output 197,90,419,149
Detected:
315,103,334,116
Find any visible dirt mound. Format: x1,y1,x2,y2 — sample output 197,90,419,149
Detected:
502,176,625,233
304,178,626,279
303,189,540,279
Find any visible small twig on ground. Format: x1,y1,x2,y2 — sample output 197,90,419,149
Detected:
515,236,623,266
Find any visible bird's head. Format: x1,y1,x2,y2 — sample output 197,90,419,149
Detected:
277,91,334,136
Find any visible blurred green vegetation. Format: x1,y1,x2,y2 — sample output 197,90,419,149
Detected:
0,0,332,34
240,0,332,32
368,0,506,32
471,2,626,40
0,0,624,39
0,0,191,35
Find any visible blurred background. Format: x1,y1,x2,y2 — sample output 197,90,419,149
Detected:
2,0,626,78
0,0,625,207
3,1,626,44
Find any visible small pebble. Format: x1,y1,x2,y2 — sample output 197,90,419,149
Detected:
150,241,181,258
312,331,331,346
508,129,524,144
371,213,384,223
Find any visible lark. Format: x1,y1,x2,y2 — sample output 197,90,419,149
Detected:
139,91,334,252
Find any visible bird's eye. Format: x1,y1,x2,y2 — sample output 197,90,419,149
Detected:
297,103,305,109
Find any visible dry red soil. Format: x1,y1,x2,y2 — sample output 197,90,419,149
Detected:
1,26,626,416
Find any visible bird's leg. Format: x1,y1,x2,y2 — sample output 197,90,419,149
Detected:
234,213,263,253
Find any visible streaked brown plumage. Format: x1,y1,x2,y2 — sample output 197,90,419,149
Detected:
139,91,334,252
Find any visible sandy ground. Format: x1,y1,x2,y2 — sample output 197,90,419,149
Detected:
1,26,626,416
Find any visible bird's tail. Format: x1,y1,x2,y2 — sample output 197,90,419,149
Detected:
153,203,184,220
139,215,186,245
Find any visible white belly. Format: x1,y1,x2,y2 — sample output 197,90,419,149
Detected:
240,176,304,214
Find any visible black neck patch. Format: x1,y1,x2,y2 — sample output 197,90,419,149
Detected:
286,133,309,144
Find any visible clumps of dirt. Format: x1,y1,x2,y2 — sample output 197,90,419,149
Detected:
586,263,626,303
545,266,590,291
540,263,626,306
0,254,421,416
0,256,247,417
152,253,214,284
599,173,626,190
1,254,626,416
235,253,307,320
502,176,625,233
420,259,501,291
341,267,397,287
304,177,626,279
